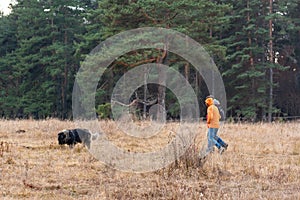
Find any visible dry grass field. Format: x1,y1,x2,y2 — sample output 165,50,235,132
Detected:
0,119,299,199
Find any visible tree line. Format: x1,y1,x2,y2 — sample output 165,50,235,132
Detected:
0,0,299,121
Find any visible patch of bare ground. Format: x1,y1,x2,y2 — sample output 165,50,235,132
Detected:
0,119,299,199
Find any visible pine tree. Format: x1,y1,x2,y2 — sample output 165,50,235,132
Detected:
78,0,232,119
222,0,298,121
271,0,300,117
3,0,88,118
222,0,274,121
0,14,18,117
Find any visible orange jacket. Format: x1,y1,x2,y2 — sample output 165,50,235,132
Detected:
205,98,220,128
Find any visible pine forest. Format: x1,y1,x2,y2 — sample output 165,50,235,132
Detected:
0,0,299,121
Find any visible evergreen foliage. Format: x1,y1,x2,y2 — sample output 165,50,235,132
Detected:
0,0,298,121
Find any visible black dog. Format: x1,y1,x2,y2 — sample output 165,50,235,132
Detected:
58,129,92,148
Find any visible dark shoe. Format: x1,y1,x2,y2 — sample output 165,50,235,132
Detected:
219,147,225,154
223,143,228,150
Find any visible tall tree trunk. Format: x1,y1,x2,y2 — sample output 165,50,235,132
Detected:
157,45,168,120
62,28,68,119
247,0,256,120
143,68,148,119
184,62,190,85
268,0,273,122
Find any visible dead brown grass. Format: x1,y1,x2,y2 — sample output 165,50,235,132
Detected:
0,119,299,199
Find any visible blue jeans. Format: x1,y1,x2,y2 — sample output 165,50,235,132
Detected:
206,128,227,153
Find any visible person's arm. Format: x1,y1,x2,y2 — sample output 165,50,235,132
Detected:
207,106,213,125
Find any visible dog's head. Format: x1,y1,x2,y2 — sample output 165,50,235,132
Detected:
58,130,72,145
58,132,66,145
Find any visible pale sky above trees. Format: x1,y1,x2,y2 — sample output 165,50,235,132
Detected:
0,0,15,15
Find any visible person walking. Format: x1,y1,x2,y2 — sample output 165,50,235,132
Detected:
205,96,228,155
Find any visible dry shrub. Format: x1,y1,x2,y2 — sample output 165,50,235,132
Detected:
0,141,11,157
292,140,300,155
